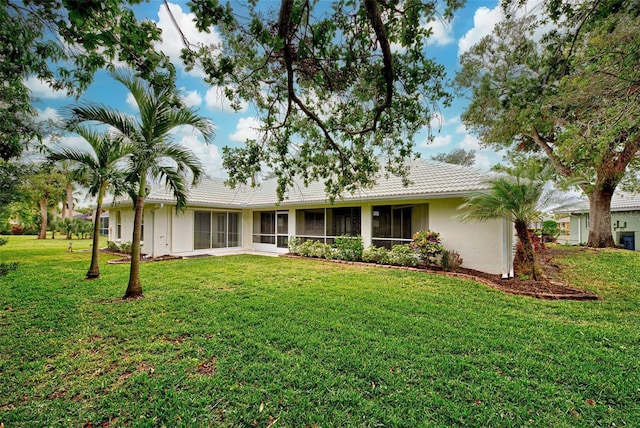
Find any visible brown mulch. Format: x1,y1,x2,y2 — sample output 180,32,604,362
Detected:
282,247,600,301
106,254,183,264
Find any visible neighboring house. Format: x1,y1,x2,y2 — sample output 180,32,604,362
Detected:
99,212,109,235
567,192,640,250
555,216,571,243
104,160,516,277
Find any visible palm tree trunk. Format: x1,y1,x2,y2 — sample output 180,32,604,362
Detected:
38,197,48,239
124,194,144,298
514,219,538,280
86,184,106,280
66,181,74,220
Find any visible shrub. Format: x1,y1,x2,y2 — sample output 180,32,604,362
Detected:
106,241,133,255
411,230,444,266
297,240,315,258
119,241,132,255
107,241,120,252
362,246,389,264
333,235,364,261
287,236,302,255
310,241,331,258
387,244,419,267
541,220,559,243
11,224,24,235
441,249,463,272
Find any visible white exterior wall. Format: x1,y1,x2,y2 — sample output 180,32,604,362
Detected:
242,210,253,249
172,209,194,253
108,196,510,274
148,205,171,257
361,203,372,248
109,207,135,245
429,198,506,275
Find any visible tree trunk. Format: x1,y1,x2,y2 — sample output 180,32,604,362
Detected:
66,181,74,220
124,194,144,298
586,180,616,248
514,219,538,280
86,184,106,280
38,197,48,239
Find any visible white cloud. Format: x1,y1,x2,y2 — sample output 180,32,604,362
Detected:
125,93,137,110
156,2,222,76
458,0,549,56
430,112,459,129
455,123,467,134
173,126,223,176
419,134,451,149
475,152,491,170
229,117,262,143
459,133,481,150
458,6,504,56
425,17,454,46
181,89,202,108
24,76,67,100
36,107,61,122
205,85,248,112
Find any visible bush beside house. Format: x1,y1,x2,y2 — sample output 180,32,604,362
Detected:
288,230,463,271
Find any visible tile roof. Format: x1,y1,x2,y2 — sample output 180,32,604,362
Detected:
567,191,640,213
105,159,493,208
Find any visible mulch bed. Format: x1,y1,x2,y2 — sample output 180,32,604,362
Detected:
106,253,183,264
281,248,600,301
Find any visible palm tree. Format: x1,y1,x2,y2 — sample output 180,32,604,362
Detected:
67,71,214,298
48,126,130,279
459,175,546,280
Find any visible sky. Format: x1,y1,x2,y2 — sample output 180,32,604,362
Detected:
28,0,515,177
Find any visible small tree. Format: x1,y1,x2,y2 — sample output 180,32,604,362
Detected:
67,71,214,298
49,127,130,279
459,176,546,280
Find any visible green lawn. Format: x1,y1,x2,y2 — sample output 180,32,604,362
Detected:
1,236,639,427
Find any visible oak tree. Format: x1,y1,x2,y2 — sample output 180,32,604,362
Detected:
456,0,640,247
184,0,464,199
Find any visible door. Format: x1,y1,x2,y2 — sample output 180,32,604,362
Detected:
276,212,289,248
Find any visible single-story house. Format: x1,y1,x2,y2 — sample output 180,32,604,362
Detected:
104,160,516,277
567,192,640,250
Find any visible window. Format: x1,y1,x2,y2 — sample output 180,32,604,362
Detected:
194,210,241,250
194,211,211,250
253,211,276,244
296,207,361,243
372,204,427,248
116,211,122,239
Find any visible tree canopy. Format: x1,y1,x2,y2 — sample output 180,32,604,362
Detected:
430,148,475,166
0,0,175,160
456,0,640,247
181,0,464,199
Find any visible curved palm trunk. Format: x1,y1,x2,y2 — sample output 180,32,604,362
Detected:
514,219,538,280
124,194,144,299
86,183,106,280
38,197,48,239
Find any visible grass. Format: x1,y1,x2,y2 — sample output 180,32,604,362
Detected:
1,236,639,427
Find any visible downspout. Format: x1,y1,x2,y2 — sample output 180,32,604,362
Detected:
502,217,514,279
577,215,582,245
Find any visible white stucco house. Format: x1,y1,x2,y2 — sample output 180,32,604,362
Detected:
567,191,640,250
104,160,515,276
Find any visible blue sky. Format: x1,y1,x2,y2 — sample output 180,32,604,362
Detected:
28,0,514,176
